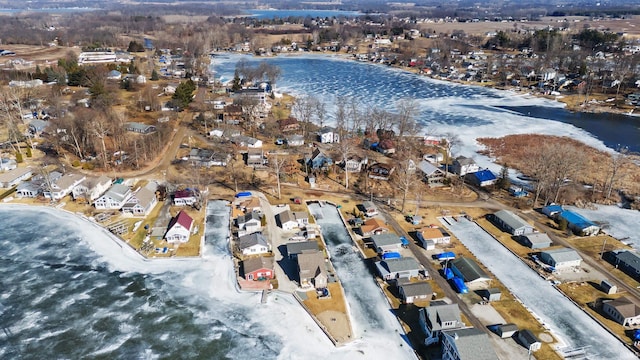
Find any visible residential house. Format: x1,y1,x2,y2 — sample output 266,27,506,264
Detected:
540,248,582,270
420,227,451,246
163,83,178,95
541,204,564,217
286,241,320,259
370,233,402,254
16,181,41,198
189,148,230,167
517,330,541,352
452,156,479,176
468,169,497,187
293,211,309,227
398,282,432,304
173,189,198,206
362,201,378,217
490,210,534,236
238,233,270,256
121,184,158,216
42,173,86,200
277,117,300,132
519,233,552,249
423,152,444,164
238,196,262,214
318,126,339,143
242,256,275,281
0,158,16,172
557,210,600,236
418,160,446,186
360,218,389,237
450,257,491,285
236,211,262,235
286,134,305,147
223,104,243,124
72,176,111,202
94,183,132,210
496,324,518,338
602,296,640,327
368,163,394,181
298,251,328,289
125,122,157,134
277,210,299,231
375,257,421,280
308,149,333,170
246,149,267,168
610,251,640,280
232,135,262,148
419,303,466,345
165,210,194,243
343,155,366,173
0,167,33,188
441,328,499,360
423,135,442,146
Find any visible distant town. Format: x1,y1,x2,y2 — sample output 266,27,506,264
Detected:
1,1,640,359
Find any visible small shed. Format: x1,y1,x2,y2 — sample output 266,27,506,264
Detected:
496,323,518,338
600,279,617,295
479,288,502,302
517,330,541,352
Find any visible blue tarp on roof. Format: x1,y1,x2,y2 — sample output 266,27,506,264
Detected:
400,236,410,246
235,191,252,198
558,210,597,230
382,252,401,260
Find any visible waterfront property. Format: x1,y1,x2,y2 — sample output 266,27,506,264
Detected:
94,183,132,210
173,189,198,206
420,227,451,245
602,296,640,327
441,327,499,360
297,250,327,289
0,167,33,188
72,176,111,202
468,169,497,187
238,233,270,256
419,303,466,346
276,210,298,231
556,210,600,236
450,257,491,285
286,241,319,259
370,233,403,254
607,250,640,280
398,281,432,304
242,256,274,281
496,323,518,338
236,211,262,235
165,210,194,244
43,173,86,200
360,218,389,236
540,247,582,271
519,232,552,249
375,257,421,281
489,210,534,236
452,156,479,176
418,160,445,186
361,201,378,217
122,184,158,216
478,288,502,302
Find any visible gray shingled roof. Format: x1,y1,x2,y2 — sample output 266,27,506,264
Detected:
425,303,462,331
381,257,420,273
541,247,582,263
238,233,268,250
451,257,491,283
399,282,432,298
443,327,498,360
286,241,319,256
370,233,402,247
494,209,531,231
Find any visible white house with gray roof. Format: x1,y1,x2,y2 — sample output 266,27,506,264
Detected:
419,303,466,345
122,184,157,216
72,176,111,202
370,233,403,254
94,183,132,210
125,122,157,134
238,233,270,256
398,282,432,304
0,167,32,188
43,173,86,200
540,247,582,270
375,257,422,280
491,209,534,235
441,327,499,360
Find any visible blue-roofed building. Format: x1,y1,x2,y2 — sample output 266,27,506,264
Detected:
557,210,600,236
468,169,497,187
144,38,154,50
542,204,563,217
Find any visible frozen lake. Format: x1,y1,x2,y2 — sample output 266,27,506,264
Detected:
440,216,637,360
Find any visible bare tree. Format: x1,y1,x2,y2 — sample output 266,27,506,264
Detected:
336,138,356,189
292,95,316,137
270,153,286,200
441,133,460,177
395,99,419,137
393,156,418,213
604,147,629,199
334,96,347,138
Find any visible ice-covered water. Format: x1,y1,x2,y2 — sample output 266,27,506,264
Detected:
440,216,637,360
307,203,417,359
0,203,416,359
211,53,640,159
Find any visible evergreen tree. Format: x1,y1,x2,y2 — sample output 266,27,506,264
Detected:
171,79,196,109
15,151,23,163
26,147,32,158
231,69,241,91
150,69,159,81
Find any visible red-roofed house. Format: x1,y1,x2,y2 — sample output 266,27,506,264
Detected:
165,211,194,243
173,190,197,206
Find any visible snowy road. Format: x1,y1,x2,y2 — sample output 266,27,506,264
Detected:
440,216,637,360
